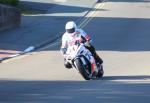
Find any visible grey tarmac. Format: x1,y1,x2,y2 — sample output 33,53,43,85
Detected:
0,0,150,103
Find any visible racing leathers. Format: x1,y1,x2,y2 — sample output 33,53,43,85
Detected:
61,28,103,68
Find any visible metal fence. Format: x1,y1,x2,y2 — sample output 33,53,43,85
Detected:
0,4,20,31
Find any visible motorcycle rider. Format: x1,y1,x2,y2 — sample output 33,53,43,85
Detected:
60,21,103,69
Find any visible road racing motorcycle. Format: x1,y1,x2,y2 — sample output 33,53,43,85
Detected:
64,39,104,80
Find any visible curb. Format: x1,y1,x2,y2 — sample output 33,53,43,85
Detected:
0,46,34,63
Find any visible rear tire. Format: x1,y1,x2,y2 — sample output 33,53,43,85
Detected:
74,58,90,80
97,65,104,78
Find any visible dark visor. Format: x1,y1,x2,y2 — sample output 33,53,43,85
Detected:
66,28,75,34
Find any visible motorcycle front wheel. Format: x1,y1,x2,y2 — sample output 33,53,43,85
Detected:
74,58,90,80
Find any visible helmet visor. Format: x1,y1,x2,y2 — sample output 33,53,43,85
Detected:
66,28,75,34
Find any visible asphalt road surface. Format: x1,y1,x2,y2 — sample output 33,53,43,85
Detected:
0,0,150,103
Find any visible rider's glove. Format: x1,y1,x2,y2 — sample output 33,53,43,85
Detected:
60,48,67,55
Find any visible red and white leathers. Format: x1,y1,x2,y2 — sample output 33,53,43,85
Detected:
61,29,97,72
61,28,103,69
61,28,91,52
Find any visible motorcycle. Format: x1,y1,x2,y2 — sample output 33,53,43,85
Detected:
64,40,104,80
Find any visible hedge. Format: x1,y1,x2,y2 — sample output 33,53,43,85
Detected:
0,0,19,7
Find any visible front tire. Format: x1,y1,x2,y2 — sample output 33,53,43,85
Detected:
74,58,90,80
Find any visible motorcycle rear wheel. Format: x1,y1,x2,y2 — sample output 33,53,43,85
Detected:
97,65,104,78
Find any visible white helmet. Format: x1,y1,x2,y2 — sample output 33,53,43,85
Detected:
65,21,77,34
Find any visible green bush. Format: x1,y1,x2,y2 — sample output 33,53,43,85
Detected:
0,0,19,7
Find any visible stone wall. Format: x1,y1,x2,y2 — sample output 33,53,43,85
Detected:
0,4,21,31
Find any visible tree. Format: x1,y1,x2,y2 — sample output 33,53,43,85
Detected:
0,0,19,7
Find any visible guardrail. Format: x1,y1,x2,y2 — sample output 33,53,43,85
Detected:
0,4,21,31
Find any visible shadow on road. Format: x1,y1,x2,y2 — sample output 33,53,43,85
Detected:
86,17,150,51
108,0,150,2
0,1,94,50
20,1,96,14
102,75,150,80
44,16,150,52
0,1,98,59
0,76,150,103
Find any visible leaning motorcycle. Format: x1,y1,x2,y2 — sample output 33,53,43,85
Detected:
64,40,104,80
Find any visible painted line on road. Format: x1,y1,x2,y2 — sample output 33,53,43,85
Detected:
81,3,105,28
79,0,106,28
